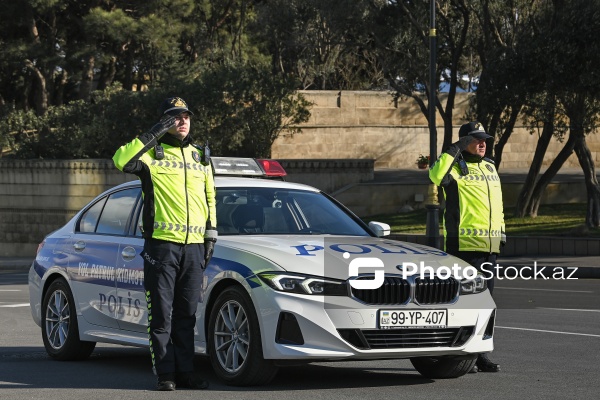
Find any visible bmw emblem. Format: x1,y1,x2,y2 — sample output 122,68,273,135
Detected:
192,151,200,163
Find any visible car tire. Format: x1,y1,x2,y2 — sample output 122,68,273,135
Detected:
41,278,96,361
410,356,477,379
208,286,279,386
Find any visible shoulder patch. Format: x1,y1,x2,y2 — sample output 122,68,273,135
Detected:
192,151,201,163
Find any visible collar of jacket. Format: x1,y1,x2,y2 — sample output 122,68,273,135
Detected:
159,133,193,148
462,152,483,163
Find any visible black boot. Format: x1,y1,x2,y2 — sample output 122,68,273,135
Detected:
157,373,176,391
476,354,500,372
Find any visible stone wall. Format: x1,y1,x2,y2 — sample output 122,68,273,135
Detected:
272,91,600,169
0,158,592,258
0,160,134,257
280,159,374,192
0,159,372,257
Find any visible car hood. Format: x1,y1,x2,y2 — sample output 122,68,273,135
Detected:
218,235,470,281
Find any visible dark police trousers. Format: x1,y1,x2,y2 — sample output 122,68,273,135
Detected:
142,238,205,376
449,251,496,295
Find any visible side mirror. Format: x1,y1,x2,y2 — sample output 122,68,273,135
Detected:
368,221,390,237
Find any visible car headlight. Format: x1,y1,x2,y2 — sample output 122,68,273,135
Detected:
460,274,488,295
258,272,348,296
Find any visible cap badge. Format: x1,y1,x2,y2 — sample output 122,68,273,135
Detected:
171,97,186,107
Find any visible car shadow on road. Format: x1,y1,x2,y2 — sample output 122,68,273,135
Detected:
0,346,434,391
249,363,434,391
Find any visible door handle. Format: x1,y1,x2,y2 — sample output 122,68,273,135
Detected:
121,246,137,261
73,241,86,251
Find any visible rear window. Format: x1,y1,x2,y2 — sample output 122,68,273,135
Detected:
78,188,139,235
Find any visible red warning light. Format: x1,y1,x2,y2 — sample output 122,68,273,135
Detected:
257,159,287,177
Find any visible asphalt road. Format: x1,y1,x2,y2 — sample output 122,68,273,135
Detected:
1,269,599,400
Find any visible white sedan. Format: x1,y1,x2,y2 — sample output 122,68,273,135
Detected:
29,158,496,386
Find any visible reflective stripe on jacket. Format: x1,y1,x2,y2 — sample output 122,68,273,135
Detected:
113,135,216,244
429,152,504,254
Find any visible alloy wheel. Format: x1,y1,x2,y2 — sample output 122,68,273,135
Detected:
213,299,249,373
45,289,70,350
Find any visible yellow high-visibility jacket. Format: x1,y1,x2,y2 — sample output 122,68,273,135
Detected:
429,152,504,254
113,133,216,244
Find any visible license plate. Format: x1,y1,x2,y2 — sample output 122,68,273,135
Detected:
379,309,447,329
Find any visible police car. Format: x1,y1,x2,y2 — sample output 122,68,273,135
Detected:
29,157,496,386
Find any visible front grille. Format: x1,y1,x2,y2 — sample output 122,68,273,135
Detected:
351,277,410,304
338,327,474,350
350,276,458,305
414,277,459,304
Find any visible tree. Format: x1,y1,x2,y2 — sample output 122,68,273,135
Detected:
513,0,600,226
469,0,541,166
256,0,385,90
7,63,310,160
181,63,311,158
370,0,476,152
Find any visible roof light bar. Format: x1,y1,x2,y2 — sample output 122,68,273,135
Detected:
211,157,264,176
211,157,287,178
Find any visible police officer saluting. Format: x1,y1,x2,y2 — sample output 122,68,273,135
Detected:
113,97,217,390
429,121,503,373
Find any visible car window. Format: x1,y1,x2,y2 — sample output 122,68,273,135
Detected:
78,197,107,233
216,188,370,236
135,205,144,237
95,188,139,235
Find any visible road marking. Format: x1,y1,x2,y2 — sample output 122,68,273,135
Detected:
0,303,30,308
496,326,600,338
495,286,593,293
537,307,600,312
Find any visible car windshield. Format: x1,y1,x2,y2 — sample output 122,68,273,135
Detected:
216,188,371,236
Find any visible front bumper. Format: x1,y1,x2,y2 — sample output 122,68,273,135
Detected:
251,285,495,360
28,263,42,327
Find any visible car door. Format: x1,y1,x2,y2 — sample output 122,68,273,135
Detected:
115,196,147,333
68,187,139,329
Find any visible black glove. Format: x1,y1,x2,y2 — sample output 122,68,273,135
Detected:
203,239,216,268
203,227,218,268
446,135,477,157
139,115,176,144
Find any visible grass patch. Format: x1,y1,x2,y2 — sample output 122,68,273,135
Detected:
366,203,600,237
